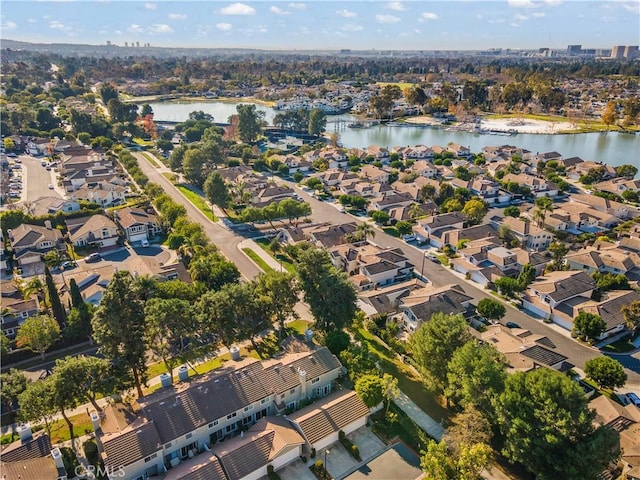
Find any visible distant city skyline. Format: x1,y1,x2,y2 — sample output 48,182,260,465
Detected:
1,1,639,51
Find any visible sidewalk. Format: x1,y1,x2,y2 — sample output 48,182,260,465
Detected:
393,391,444,441
238,239,285,272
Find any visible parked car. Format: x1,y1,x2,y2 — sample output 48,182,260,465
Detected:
7,153,17,158
48,184,54,189
402,234,416,242
627,392,640,407
61,261,76,270
505,322,521,329
141,239,150,248
425,253,439,262
85,253,101,263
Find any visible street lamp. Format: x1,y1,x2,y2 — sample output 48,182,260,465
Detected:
324,449,330,476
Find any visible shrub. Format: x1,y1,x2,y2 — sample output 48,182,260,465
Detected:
315,459,324,469
310,447,316,458
267,464,275,474
339,430,346,440
351,444,360,458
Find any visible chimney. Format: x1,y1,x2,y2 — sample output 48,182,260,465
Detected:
299,369,307,399
44,220,52,230
51,447,65,470
17,423,32,443
90,411,101,432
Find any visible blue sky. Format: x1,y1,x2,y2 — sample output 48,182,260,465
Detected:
1,1,638,50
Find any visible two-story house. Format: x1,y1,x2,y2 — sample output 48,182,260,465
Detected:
69,181,127,207
399,284,473,332
66,214,120,249
115,207,162,244
502,173,558,198
446,143,471,158
7,222,65,276
490,216,553,251
413,212,467,248
1,283,39,340
565,245,640,278
360,164,389,184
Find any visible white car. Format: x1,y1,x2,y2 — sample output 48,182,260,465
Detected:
402,234,416,242
141,239,150,247
48,184,54,189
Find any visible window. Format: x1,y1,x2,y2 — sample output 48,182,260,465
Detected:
243,405,253,412
226,412,236,420
260,398,269,405
226,424,236,433
5,329,13,336
290,388,296,394
208,421,218,429
280,393,285,400
311,377,320,384
164,443,171,449
186,433,192,440
21,312,29,319
144,453,157,463
243,416,253,425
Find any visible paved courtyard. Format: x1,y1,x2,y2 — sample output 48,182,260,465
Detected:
342,442,422,480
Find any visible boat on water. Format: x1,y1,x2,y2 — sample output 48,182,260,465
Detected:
347,122,365,129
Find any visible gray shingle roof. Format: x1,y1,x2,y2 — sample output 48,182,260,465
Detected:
520,345,568,367
180,456,228,480
102,422,162,468
0,432,52,462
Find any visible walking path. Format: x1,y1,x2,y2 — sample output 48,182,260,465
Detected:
393,391,445,441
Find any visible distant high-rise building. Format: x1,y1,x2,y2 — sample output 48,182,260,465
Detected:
611,46,625,58
106,40,112,46
136,41,140,48
124,41,128,47
624,46,639,58
567,44,582,55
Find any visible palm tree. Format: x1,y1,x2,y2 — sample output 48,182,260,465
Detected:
533,197,553,228
356,222,376,242
18,277,49,312
409,203,425,221
43,250,66,287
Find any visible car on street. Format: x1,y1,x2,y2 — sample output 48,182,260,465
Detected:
7,153,17,158
628,392,640,407
61,261,76,270
402,234,416,242
48,184,54,189
425,253,439,262
505,322,521,329
85,253,101,263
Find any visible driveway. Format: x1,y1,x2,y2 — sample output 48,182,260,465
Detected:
277,459,317,480
342,442,422,480
18,154,64,203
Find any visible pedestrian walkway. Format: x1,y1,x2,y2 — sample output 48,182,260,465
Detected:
238,239,284,272
393,391,445,441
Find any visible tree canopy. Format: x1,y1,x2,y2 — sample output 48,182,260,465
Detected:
584,356,627,390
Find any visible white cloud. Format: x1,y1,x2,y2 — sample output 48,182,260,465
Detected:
342,24,363,31
2,21,17,30
488,18,506,23
387,1,406,11
144,2,156,10
510,22,522,27
621,2,640,14
270,6,291,15
514,13,528,20
149,24,174,33
127,24,144,33
543,0,562,5
288,3,306,9
168,13,188,20
602,15,616,22
414,28,421,33
376,14,401,24
216,22,233,31
49,20,66,29
533,12,546,17
420,12,439,21
336,9,357,18
507,0,539,8
27,18,37,23
219,3,256,15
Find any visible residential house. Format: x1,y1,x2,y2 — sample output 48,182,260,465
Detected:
451,175,512,204
357,280,421,318
566,161,617,181
369,191,414,212
392,176,440,201
413,212,466,247
365,145,389,161
570,193,633,220
475,325,569,373
25,137,52,156
446,143,471,158
305,147,348,169
566,244,640,278
593,177,640,196
360,164,389,184
28,196,80,217
309,223,358,248
0,429,68,480
101,421,164,480
1,283,38,340
252,185,297,207
521,270,596,329
399,284,473,332
489,216,553,251
66,214,119,249
115,207,162,244
550,202,621,232
318,170,358,188
450,239,506,288
557,156,584,169
565,290,640,339
281,155,312,174
408,159,438,178
7,222,65,276
589,395,640,480
502,173,558,198
394,145,435,161
69,181,127,207
388,202,436,223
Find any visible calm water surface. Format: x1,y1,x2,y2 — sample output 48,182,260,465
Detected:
149,101,640,168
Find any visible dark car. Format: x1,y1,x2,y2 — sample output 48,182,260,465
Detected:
505,322,521,329
85,253,101,263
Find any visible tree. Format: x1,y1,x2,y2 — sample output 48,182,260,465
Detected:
408,313,470,396
356,222,375,241
547,241,569,271
503,205,521,218
592,272,630,292
65,304,95,342
381,373,399,415
445,340,506,415
188,252,240,291
476,298,506,323
495,368,620,480
182,148,208,188
420,439,492,480
237,104,264,143
443,405,493,458
45,267,66,330
325,330,350,356
355,374,384,408
339,344,377,382
196,290,237,349
0,369,28,416
585,356,627,390
140,104,153,117
371,210,390,225
16,315,60,360
18,378,56,438
516,263,537,288
573,311,606,342
308,108,327,136
493,277,522,297
91,271,147,398
204,171,229,212
99,82,118,104
296,248,357,332
615,164,638,178
533,196,553,228
602,101,618,130
621,301,640,333
145,298,195,377
462,198,488,225
255,271,299,336
54,356,115,413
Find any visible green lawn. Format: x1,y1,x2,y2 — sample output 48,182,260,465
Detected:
242,248,274,272
175,184,217,221
382,226,400,237
254,238,297,273
286,319,314,334
602,338,636,353
357,328,450,424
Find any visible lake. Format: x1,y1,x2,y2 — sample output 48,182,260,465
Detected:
148,100,640,168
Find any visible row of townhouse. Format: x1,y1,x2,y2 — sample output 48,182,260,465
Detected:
92,347,371,480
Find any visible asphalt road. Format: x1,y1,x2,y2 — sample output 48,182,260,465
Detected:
132,156,639,388
280,180,640,388
18,153,64,203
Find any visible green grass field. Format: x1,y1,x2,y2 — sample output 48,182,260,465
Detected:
140,151,160,168
175,184,217,221
242,248,274,272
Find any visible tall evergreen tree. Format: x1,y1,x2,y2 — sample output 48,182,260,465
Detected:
92,271,147,397
44,267,66,329
69,278,84,308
